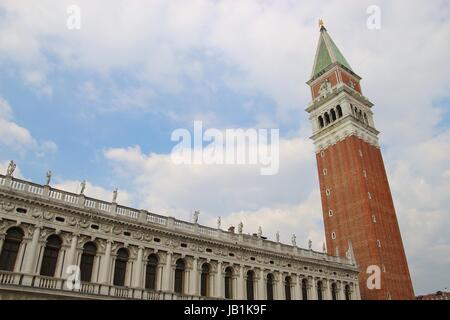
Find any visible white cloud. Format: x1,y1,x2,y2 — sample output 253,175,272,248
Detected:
0,96,57,155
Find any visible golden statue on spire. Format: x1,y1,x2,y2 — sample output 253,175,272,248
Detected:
319,19,325,28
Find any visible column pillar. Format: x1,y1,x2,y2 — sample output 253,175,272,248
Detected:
276,273,284,300
162,252,172,291
310,277,317,300
156,263,164,291
258,269,265,300
62,234,78,278
323,279,330,300
132,246,144,288
237,266,244,299
215,261,223,298
0,235,4,255
56,243,69,278
354,282,361,300
14,239,27,272
295,275,301,300
124,258,134,287
99,240,112,284
22,226,40,274
339,282,344,300
189,257,198,296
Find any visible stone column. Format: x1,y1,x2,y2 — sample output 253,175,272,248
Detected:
162,252,172,291
132,246,144,288
124,258,134,287
62,234,78,278
295,275,301,300
0,234,4,255
14,239,27,272
258,269,265,300
92,254,101,283
276,273,284,300
215,261,223,298
322,279,330,300
237,266,244,299
189,257,198,296
156,263,164,291
22,226,40,274
56,242,69,278
354,282,361,300
99,240,112,284
310,277,317,300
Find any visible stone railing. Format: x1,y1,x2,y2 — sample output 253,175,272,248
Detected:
0,174,354,267
0,271,204,300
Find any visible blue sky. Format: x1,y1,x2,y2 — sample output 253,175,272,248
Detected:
0,0,449,295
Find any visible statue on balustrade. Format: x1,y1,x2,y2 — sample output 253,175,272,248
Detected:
6,160,16,176
112,188,118,203
193,210,200,224
80,180,86,195
46,170,52,185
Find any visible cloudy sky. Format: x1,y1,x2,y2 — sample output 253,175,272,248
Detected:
0,0,449,295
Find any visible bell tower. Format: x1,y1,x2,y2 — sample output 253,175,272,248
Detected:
306,21,414,300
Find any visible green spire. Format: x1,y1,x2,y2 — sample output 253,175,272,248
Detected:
311,24,353,78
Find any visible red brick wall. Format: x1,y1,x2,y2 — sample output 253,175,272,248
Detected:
316,136,414,299
339,70,362,94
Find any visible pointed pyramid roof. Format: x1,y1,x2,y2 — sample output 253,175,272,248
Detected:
311,24,353,78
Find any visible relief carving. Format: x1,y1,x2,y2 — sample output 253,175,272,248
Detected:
43,211,55,220
2,202,15,212
67,217,77,226
31,207,43,218
79,219,89,229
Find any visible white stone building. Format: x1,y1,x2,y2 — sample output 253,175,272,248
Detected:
0,171,360,300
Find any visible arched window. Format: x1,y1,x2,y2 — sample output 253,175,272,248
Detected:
145,254,158,290
266,273,274,300
318,116,324,128
359,110,363,120
331,282,338,300
345,284,351,300
200,263,210,297
246,270,255,300
80,242,96,282
174,259,185,294
302,278,308,300
336,105,343,118
324,112,330,125
317,280,323,300
113,248,129,286
224,267,233,299
364,113,368,124
330,109,337,121
0,227,24,271
350,104,354,115
285,276,292,300
40,235,62,277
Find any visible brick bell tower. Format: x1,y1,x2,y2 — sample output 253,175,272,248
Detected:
306,21,414,300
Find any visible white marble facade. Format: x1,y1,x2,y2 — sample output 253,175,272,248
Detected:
0,173,360,300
